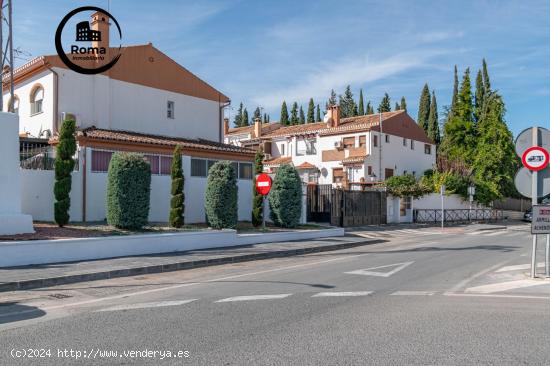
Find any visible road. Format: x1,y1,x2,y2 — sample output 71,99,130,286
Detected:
1,223,550,365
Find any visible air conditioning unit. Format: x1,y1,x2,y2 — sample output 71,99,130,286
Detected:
264,153,272,160
334,141,344,151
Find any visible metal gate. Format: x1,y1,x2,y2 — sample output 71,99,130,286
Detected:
307,184,333,222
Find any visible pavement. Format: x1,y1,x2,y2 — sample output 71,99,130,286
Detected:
2,221,548,365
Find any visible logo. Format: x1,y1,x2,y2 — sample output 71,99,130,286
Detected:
55,6,122,74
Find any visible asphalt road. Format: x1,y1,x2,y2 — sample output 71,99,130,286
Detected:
1,224,549,365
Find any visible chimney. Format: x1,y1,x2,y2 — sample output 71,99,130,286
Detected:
90,11,109,61
253,117,262,138
326,105,340,127
223,118,229,135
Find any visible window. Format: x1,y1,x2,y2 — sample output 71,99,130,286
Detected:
92,150,172,175
91,150,113,172
343,137,355,149
191,158,207,177
208,160,217,173
281,144,285,156
296,138,317,156
403,138,407,146
367,165,372,176
359,135,366,147
400,197,412,216
410,140,415,150
8,96,19,115
30,85,44,115
373,135,378,147
385,134,390,143
385,168,394,179
424,144,432,155
167,101,175,119
160,156,172,175
239,162,253,179
333,168,344,183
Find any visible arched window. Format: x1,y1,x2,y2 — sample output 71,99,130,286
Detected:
7,95,19,114
30,85,44,115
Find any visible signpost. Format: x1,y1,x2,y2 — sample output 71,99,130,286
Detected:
255,173,272,229
514,126,550,278
440,185,445,229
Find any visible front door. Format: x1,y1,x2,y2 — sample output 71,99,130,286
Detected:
385,168,394,179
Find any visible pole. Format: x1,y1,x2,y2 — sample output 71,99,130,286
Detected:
262,195,266,230
0,2,3,112
7,0,12,109
531,127,538,278
546,234,550,278
441,185,444,229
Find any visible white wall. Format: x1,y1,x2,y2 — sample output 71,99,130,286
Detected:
413,193,477,210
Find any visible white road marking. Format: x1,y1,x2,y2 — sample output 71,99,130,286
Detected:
216,294,291,302
345,261,414,278
484,231,506,236
465,279,550,294
466,231,485,236
496,262,545,272
391,291,435,296
444,292,550,300
446,257,519,293
99,299,197,312
312,291,373,297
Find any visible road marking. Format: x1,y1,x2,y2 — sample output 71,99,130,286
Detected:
99,299,197,312
446,257,519,294
312,291,373,297
216,294,291,302
345,261,414,278
465,279,550,294
444,292,550,300
484,231,506,236
391,291,435,296
496,262,545,272
466,231,485,235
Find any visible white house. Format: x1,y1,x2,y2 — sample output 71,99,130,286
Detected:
225,105,436,186
6,11,255,224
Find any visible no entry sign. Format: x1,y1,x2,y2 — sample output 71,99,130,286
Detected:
522,146,549,171
255,173,272,195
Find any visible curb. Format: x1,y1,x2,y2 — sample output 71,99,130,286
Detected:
0,239,382,293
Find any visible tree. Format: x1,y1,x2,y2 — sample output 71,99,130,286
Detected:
242,108,249,126
106,153,151,229
340,85,356,118
263,113,268,123
205,161,238,229
482,58,491,92
280,101,289,125
307,98,315,123
366,102,374,115
290,102,299,125
427,91,440,146
417,83,431,132
377,93,391,113
299,105,305,124
234,102,243,127
316,104,321,122
395,102,400,111
474,69,485,124
400,96,407,112
358,89,365,115
54,116,77,227
327,89,337,109
447,65,459,122
269,164,302,228
253,106,262,122
385,174,431,198
169,146,185,227
252,148,265,227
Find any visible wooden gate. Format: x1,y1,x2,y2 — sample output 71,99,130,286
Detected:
306,184,333,222
330,189,387,227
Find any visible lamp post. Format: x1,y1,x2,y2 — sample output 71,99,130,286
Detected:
468,184,476,221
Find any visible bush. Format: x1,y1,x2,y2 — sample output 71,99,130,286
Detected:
252,148,264,227
269,164,302,228
54,117,77,227
106,152,151,229
204,161,238,229
169,146,185,227
385,174,430,198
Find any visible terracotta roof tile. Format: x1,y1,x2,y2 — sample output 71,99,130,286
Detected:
226,122,282,136
296,161,317,169
263,156,292,166
342,155,367,164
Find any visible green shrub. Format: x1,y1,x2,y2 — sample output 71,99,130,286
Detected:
169,146,185,227
385,174,431,198
204,161,238,229
269,164,302,228
252,148,264,227
106,152,151,229
54,117,76,227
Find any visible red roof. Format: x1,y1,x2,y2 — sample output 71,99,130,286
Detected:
296,161,317,169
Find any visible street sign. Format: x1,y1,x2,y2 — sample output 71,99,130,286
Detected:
515,126,550,158
514,167,550,198
255,173,272,196
532,205,550,234
522,146,549,171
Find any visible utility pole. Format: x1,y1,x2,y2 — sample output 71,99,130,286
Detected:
0,0,15,112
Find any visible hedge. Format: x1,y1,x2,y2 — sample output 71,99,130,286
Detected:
53,117,77,227
269,164,302,228
204,161,238,229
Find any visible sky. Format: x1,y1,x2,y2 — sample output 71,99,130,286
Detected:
11,0,550,137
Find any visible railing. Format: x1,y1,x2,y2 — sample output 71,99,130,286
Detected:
20,147,79,171
413,209,504,223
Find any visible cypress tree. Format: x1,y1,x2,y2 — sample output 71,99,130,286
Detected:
253,106,262,122
169,146,185,227
327,89,337,109
395,102,400,111
417,83,431,132
234,102,243,127
340,85,356,118
263,113,267,123
474,69,485,124
307,98,315,123
316,104,321,122
251,147,265,227
242,108,249,126
448,65,459,122
427,91,440,146
268,165,302,228
280,101,289,125
299,105,305,124
457,68,473,123
377,93,391,113
54,116,77,227
482,58,491,93
205,161,238,229
290,102,299,125
400,97,407,112
366,102,374,115
358,89,365,115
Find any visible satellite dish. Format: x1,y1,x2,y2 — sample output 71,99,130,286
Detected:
323,112,330,123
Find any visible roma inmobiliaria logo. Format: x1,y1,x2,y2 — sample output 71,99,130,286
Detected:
55,6,122,74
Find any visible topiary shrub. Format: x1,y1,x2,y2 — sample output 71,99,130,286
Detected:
269,164,302,228
204,161,238,229
106,152,151,229
251,148,264,227
169,146,185,227
54,116,77,227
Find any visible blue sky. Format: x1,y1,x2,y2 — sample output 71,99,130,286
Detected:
12,0,550,136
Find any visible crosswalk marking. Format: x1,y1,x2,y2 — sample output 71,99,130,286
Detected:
99,299,197,312
465,280,549,294
312,291,373,297
216,294,292,303
484,230,506,236
391,291,435,296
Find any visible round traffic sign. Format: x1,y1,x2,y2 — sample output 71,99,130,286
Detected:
515,126,550,158
514,167,550,198
522,146,549,171
255,173,272,195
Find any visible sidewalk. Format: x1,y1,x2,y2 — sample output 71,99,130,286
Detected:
0,235,378,293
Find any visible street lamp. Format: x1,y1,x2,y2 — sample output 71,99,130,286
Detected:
468,184,476,220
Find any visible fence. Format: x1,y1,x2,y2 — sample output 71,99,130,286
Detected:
492,197,531,212
19,139,79,171
413,208,504,223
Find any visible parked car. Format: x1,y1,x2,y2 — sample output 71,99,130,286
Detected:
523,209,532,222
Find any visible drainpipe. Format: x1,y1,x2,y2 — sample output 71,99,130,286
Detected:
82,145,87,223
46,66,59,134
219,95,231,142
